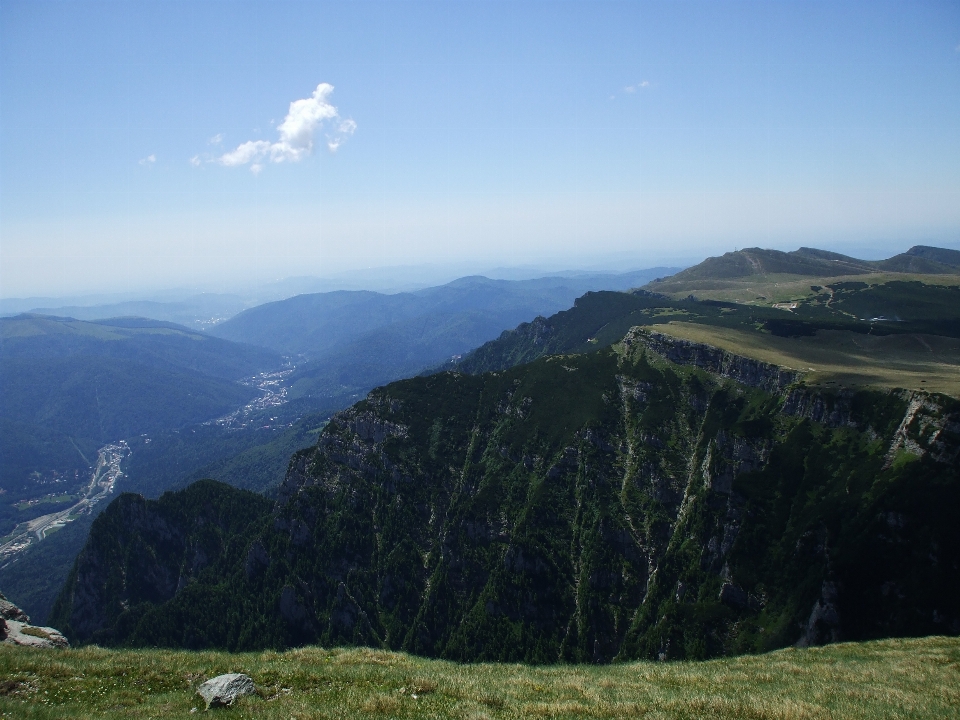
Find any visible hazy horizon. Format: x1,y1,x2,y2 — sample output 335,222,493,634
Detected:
2,0,958,298
0,238,946,306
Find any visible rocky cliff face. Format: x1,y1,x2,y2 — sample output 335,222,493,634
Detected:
54,331,960,660
625,329,801,392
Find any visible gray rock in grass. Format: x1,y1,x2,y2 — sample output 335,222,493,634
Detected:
196,673,256,709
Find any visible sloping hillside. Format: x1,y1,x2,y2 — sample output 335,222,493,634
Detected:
458,281,960,388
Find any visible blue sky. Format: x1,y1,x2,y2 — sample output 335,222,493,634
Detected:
2,0,959,297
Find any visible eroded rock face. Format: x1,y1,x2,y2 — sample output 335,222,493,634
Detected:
797,581,842,647
625,328,800,392
196,673,256,709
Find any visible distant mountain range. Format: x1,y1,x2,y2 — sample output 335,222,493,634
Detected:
1,295,251,332
209,270,678,357
208,269,677,404
0,265,684,330
649,245,960,298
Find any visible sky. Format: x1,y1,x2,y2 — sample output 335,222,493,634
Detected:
1,0,959,298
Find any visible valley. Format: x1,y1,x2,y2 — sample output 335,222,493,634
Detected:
206,367,296,430
0,270,683,623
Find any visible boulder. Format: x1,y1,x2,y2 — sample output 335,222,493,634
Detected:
1,618,70,648
197,673,256,709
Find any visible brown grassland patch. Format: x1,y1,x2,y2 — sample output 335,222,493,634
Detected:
649,272,960,306
648,321,960,397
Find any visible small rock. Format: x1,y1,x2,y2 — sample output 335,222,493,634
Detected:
197,673,256,709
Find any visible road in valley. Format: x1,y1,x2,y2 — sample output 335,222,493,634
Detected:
0,441,130,565
1,367,292,566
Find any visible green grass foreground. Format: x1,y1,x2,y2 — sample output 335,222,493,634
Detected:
1,637,958,719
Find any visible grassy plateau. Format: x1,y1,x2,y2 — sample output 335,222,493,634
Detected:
1,637,958,719
648,271,960,306
648,321,960,397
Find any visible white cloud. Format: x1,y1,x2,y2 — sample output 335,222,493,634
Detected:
220,140,272,166
189,155,201,167
327,119,357,152
209,133,224,145
139,154,156,166
217,83,355,172
624,81,651,94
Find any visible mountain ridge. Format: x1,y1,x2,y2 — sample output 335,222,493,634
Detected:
656,245,960,285
51,329,960,660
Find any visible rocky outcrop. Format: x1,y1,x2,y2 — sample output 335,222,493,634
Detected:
796,581,842,647
884,393,960,468
0,591,29,623
0,591,69,649
781,387,856,427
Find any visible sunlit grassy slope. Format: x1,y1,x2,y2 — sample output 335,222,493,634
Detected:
2,637,958,719
648,271,960,306
650,321,960,397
